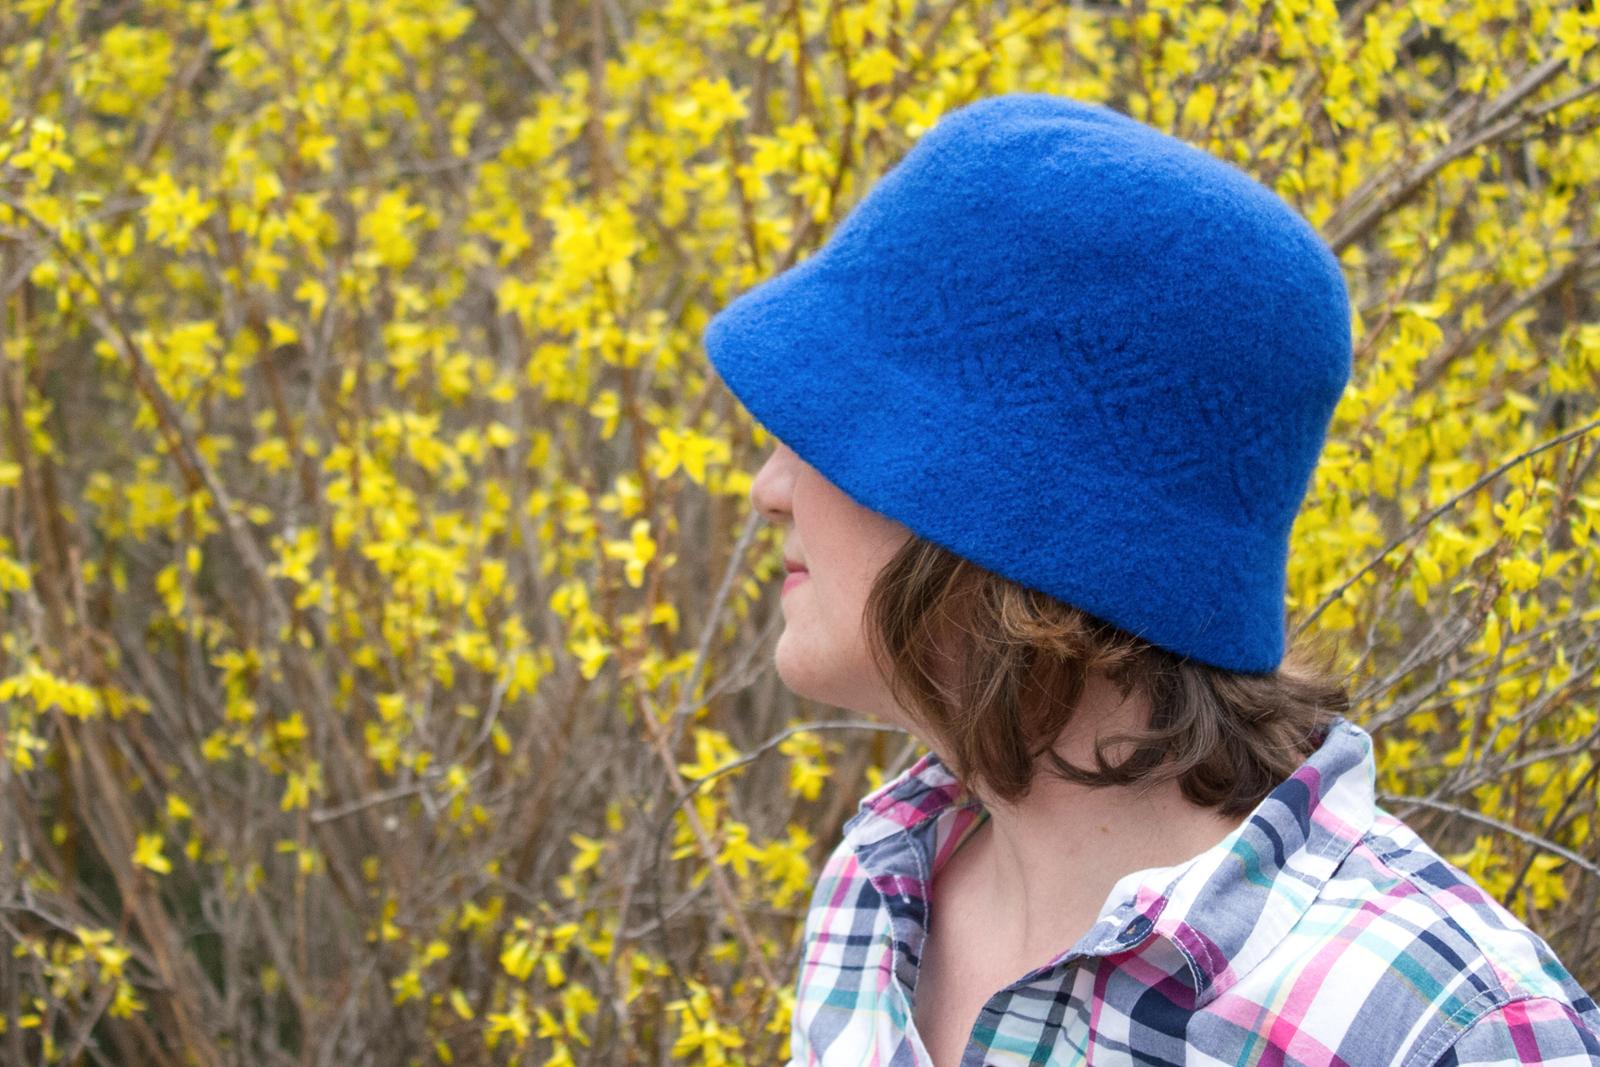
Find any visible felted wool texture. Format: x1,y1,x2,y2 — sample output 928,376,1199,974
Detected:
702,91,1352,673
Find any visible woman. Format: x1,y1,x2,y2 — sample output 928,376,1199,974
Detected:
703,93,1599,1065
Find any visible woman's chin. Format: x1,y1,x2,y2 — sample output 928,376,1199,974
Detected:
770,638,815,701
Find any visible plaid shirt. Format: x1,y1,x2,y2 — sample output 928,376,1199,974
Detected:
788,715,1600,1065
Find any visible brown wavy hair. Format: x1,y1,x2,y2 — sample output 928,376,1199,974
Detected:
860,536,1351,819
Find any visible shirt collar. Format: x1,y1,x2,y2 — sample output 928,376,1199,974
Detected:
841,713,1378,1007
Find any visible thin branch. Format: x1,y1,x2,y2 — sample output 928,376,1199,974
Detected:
1378,792,1600,882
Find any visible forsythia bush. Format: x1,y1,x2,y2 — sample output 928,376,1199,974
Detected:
1,0,1598,1062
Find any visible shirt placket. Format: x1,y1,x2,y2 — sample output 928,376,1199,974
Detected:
946,908,1162,1066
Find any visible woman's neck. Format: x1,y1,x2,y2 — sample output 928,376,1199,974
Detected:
956,769,1247,962
934,672,1249,963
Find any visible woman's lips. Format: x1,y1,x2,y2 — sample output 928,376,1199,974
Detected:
782,569,809,594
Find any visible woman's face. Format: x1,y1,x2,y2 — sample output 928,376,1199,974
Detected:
749,440,914,724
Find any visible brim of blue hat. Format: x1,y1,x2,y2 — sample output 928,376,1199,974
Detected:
702,253,1291,673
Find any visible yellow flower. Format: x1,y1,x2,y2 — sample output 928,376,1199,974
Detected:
569,633,611,680
849,47,902,88
602,518,657,588
716,822,763,878
1498,555,1542,593
109,980,146,1018
132,833,171,875
486,1000,532,1048
651,427,730,485
135,171,213,254
500,936,537,982
568,834,604,874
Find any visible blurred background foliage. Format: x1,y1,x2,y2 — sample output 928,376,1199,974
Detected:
1,0,1599,1062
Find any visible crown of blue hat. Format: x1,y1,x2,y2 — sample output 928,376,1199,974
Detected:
703,92,1352,673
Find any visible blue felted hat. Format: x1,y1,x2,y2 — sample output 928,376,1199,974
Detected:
703,92,1351,674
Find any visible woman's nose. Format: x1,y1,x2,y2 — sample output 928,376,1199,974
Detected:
750,448,793,524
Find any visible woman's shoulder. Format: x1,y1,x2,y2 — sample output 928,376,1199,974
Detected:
1211,806,1600,1065
1349,805,1588,1000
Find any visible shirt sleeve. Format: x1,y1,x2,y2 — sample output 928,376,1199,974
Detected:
1429,997,1600,1066
788,1017,812,1067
